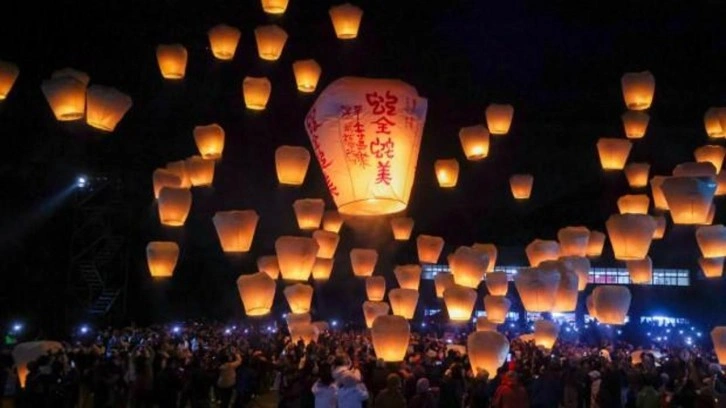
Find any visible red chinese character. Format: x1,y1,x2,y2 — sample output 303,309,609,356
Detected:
371,116,395,134
305,109,322,133
404,115,416,130
375,161,392,185
366,91,398,115
370,137,395,159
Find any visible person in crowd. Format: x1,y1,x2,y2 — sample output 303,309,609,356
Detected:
312,363,337,408
374,373,406,408
409,377,436,408
492,371,529,408
336,371,368,408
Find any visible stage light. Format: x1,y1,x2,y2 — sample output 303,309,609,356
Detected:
76,176,88,188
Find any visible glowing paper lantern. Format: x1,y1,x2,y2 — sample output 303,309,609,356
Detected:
166,160,191,188
459,125,490,160
449,246,487,289
696,225,726,258
435,159,459,188
312,230,339,259
185,156,215,187
350,248,378,277
627,256,652,284
257,255,280,280
85,85,132,132
146,241,179,278
559,256,590,291
484,295,511,324
485,103,514,135
621,111,649,139
284,283,314,314
434,273,455,298
12,342,64,389
293,199,325,230
242,76,271,110
388,288,418,319
534,320,559,350
586,295,598,320
390,217,414,240
366,276,386,301
292,60,322,93
705,108,726,138
275,236,319,281
261,0,288,14
313,321,330,334
289,323,318,345
193,124,225,160
694,145,726,173
0,61,19,100
617,194,650,215
394,265,421,291
661,177,716,225
510,174,534,200
557,226,590,257
592,285,631,325
363,301,389,329
275,146,311,186
717,172,726,196
513,266,561,313
711,327,726,365
541,260,578,313
152,169,181,199
158,187,192,227
699,257,724,278
156,44,187,79
254,25,288,61
624,163,650,188
312,258,333,281
650,176,669,211
485,272,509,296
701,203,716,226
476,318,498,332
586,230,606,258
417,235,444,264
472,243,497,273
286,312,311,328
525,239,560,267
621,71,655,110
208,24,241,61
652,215,666,239
322,211,343,233
597,138,632,170
443,285,477,322
329,3,363,40
212,211,259,253
673,162,717,178
236,272,276,316
467,331,510,377
606,214,656,260
305,77,427,215
41,76,86,121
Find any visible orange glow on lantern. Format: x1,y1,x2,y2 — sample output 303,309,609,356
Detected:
694,145,726,173
366,276,386,301
275,236,319,281
152,169,181,199
459,125,490,160
293,199,325,230
388,288,418,319
212,210,259,253
434,273,455,298
390,217,414,241
624,163,650,188
311,258,333,281
0,60,19,100
621,71,655,110
586,230,606,258
312,230,339,259
484,295,511,324
592,285,631,325
662,177,716,225
443,285,477,322
525,239,560,267
158,187,192,227
597,138,632,170
363,301,389,329
485,272,509,296
510,174,534,199
435,159,459,188
486,103,514,135
185,156,215,187
237,272,276,316
621,110,649,139
243,76,271,110
208,24,241,61
194,124,225,160
257,256,280,280
467,331,510,377
557,226,590,257
284,283,314,314
322,211,343,233
292,59,322,93
156,44,187,79
417,235,444,264
617,194,650,215
699,257,724,278
394,264,421,291
606,214,656,260
350,248,378,277
328,3,363,40
146,241,179,278
86,85,132,131
254,25,288,61
627,256,652,284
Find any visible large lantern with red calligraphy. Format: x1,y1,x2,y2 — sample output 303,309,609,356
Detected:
304,77,427,216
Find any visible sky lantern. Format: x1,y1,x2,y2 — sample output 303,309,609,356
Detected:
467,331,510,377
193,124,225,160
471,243,497,273
617,194,650,215
694,145,726,173
285,312,311,329
292,59,322,93
717,172,726,196
257,256,280,280
390,217,414,240
208,24,241,61
212,211,259,253
146,241,179,278
166,160,191,188
363,301,390,329
449,246,488,289
705,108,726,138
485,103,514,135
534,320,559,350
597,138,632,170
372,315,409,363
711,327,726,365
236,272,276,316
525,239,560,267
350,248,378,277
514,266,561,313
650,176,669,211
673,162,717,178
394,264,421,291
476,318,498,332
0,61,19,100
322,211,343,233
243,76,271,110
293,199,325,230
312,230,339,259
696,225,726,258
621,110,649,139
485,272,509,296
541,260,578,313
509,174,534,200
329,3,363,39
417,235,444,264
156,44,187,79
652,215,666,239
312,258,334,280
592,285,631,325
586,230,606,258
13,341,64,389
305,78,427,215
41,75,87,121
366,276,386,301
435,159,460,188
152,169,181,199
557,226,590,257
275,146,311,186
185,156,215,187
434,273,455,298
85,85,132,132
699,257,724,278
388,288,418,319
624,163,650,188
661,177,716,225
459,125,490,160
621,71,655,110
559,256,590,291
701,203,716,226
627,256,652,284
275,236,319,281
484,295,511,324
606,214,656,260
261,0,289,14
444,285,477,322
289,323,319,346
586,294,598,320
284,283,314,314
158,187,192,227
254,25,288,61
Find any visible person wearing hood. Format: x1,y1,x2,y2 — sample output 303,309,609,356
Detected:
492,370,529,408
336,371,369,408
375,373,406,408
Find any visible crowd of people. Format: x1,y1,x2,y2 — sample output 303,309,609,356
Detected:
1,319,725,408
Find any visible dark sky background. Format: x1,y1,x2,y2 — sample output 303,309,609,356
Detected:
1,0,726,329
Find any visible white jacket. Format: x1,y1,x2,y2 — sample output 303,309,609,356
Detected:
312,381,338,408
336,383,369,408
